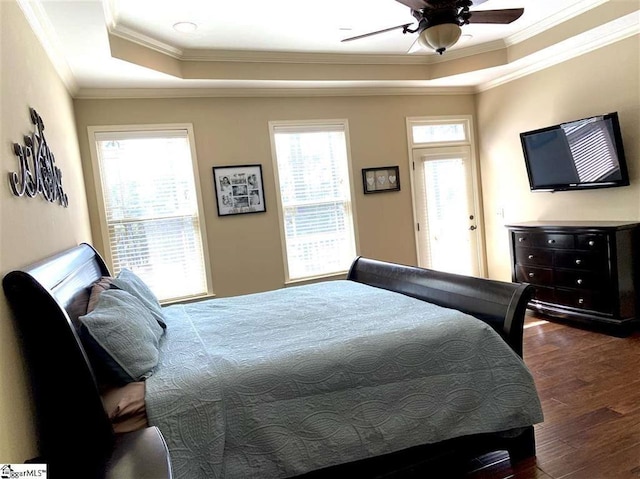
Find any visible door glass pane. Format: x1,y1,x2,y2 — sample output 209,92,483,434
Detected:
423,157,472,275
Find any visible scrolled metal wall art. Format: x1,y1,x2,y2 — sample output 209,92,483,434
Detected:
9,108,69,207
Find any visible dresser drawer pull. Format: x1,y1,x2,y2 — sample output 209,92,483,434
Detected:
518,237,526,242
548,239,555,244
578,298,585,305
575,259,582,265
528,254,534,260
588,240,595,247
577,279,583,285
528,272,535,278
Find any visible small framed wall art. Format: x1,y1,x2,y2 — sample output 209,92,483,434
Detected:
213,164,266,216
362,166,400,194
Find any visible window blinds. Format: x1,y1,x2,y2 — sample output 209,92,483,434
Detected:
272,124,356,280
94,130,208,301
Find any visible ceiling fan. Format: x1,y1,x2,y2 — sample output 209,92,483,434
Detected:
342,0,524,55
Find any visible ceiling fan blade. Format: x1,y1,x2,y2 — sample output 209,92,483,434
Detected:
395,0,429,11
341,23,412,42
468,8,524,24
395,0,490,10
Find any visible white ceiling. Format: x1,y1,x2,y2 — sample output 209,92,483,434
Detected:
19,0,640,97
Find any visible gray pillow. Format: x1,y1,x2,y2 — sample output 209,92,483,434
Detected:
78,289,164,384
112,269,167,329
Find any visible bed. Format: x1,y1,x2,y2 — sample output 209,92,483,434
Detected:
2,243,542,478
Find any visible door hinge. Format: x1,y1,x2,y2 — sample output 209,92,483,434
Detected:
417,222,420,232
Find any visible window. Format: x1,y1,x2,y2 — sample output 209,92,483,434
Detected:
269,120,357,282
410,120,468,145
89,125,210,302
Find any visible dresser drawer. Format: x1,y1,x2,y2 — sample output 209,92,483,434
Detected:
515,265,553,286
515,247,553,267
576,234,608,251
513,232,534,247
554,251,608,272
513,232,574,249
536,233,574,249
555,289,612,313
554,269,609,291
531,286,555,303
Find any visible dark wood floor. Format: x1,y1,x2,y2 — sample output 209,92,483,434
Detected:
466,315,640,479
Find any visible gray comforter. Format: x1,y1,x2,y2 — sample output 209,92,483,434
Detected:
145,280,543,479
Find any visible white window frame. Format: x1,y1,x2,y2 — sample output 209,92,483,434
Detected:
87,123,212,302
268,119,360,283
408,117,472,148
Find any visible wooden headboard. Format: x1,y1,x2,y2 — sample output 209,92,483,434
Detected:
2,243,114,475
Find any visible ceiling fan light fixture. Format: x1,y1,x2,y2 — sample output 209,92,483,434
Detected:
418,23,462,55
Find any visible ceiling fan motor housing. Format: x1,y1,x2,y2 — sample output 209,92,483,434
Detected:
417,0,474,29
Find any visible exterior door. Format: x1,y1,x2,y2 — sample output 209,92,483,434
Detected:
412,146,481,276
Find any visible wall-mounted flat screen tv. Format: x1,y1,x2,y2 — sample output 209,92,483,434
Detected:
520,112,629,192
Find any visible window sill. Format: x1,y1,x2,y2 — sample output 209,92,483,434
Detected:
284,271,348,287
160,293,216,306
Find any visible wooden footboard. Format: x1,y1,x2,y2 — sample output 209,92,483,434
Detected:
347,257,533,357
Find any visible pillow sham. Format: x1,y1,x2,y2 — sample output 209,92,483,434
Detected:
78,289,164,385
112,269,167,329
101,382,149,433
87,276,116,313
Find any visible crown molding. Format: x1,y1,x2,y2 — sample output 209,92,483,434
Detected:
505,0,608,46
73,85,476,100
17,0,78,95
102,0,117,30
478,11,639,92
104,0,184,58
107,24,184,59
180,49,433,65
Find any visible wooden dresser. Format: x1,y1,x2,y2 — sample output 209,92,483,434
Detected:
507,221,640,335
